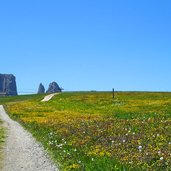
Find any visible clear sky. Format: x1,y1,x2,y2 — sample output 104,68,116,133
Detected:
0,0,171,93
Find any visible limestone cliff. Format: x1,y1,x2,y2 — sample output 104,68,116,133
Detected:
46,82,61,93
0,74,18,96
37,83,45,94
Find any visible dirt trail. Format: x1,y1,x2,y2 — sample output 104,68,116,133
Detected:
0,105,58,171
41,93,59,102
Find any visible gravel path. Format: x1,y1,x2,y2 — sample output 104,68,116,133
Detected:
41,93,59,102
0,105,58,171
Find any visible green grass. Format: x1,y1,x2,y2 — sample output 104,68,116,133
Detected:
0,120,5,169
1,92,171,170
0,94,44,104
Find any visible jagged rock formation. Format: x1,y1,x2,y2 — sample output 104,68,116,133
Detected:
46,82,61,93
37,83,45,94
0,74,18,96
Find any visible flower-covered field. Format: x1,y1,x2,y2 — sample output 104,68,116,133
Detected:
3,92,171,170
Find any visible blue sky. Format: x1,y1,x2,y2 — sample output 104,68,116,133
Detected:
0,0,171,93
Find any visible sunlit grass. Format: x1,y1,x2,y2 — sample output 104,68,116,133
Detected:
0,120,5,168
2,92,171,170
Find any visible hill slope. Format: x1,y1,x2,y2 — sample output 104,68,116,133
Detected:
1,92,171,170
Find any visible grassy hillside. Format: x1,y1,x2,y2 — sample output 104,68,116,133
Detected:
1,92,171,170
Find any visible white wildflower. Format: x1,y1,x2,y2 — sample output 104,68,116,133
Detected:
160,157,164,160
56,144,63,148
158,151,161,154
138,145,142,152
138,145,142,150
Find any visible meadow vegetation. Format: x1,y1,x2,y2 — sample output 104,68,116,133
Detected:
0,120,5,168
1,92,171,170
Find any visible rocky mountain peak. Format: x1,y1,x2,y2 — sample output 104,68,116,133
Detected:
0,74,18,96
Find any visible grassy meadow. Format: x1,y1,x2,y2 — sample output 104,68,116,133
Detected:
1,92,171,170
